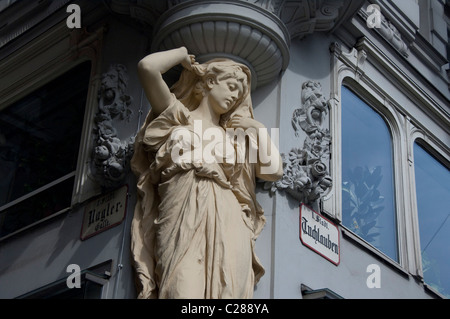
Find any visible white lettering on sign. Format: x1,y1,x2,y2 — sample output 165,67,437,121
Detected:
300,204,340,265
80,185,128,240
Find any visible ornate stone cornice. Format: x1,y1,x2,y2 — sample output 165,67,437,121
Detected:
109,0,364,88
152,0,290,89
0,0,71,49
280,0,364,39
357,3,409,57
1,0,365,88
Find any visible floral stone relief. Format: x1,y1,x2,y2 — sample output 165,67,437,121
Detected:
264,81,332,205
91,64,135,188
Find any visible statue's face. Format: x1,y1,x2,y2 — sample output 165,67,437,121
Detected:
207,75,245,115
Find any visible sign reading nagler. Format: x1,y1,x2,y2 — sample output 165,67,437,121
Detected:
80,185,128,240
300,204,340,265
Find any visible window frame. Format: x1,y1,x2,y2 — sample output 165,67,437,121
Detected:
339,82,402,263
328,42,409,270
338,80,406,266
329,36,449,295
0,62,92,239
408,131,450,298
0,21,104,241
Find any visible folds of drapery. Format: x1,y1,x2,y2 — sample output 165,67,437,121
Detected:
130,96,266,299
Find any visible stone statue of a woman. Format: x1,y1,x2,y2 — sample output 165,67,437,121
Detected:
130,47,282,299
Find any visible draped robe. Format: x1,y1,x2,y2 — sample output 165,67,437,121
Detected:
130,94,266,299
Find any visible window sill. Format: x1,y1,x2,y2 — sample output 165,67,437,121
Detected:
341,227,409,278
423,283,447,299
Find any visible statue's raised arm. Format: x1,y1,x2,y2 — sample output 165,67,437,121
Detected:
137,46,196,116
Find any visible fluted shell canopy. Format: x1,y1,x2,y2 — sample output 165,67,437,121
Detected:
152,1,290,90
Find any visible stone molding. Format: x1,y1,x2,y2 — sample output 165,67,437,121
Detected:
109,0,364,88
1,0,365,88
357,3,409,57
0,0,71,49
152,0,290,89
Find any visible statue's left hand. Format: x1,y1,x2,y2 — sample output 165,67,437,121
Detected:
229,115,265,131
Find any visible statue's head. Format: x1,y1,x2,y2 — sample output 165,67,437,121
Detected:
171,59,253,126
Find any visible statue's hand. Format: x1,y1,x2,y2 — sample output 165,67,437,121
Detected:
229,115,265,131
181,51,197,71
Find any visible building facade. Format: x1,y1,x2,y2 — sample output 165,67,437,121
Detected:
0,0,449,299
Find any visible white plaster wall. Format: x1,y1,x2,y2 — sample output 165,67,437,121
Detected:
252,77,281,299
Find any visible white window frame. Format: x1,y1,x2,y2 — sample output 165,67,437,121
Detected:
328,37,450,282
0,21,105,240
407,126,450,298
339,81,405,264
326,40,410,270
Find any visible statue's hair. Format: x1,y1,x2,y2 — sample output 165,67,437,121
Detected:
170,59,253,127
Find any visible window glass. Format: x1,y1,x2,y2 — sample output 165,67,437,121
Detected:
341,86,398,261
0,62,91,238
414,143,450,298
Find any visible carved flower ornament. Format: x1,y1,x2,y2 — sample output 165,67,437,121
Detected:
263,81,332,205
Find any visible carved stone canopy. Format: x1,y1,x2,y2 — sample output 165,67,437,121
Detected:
108,0,364,89
152,1,290,90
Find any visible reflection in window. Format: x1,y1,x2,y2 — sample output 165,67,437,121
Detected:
414,143,450,298
0,62,91,238
341,86,398,262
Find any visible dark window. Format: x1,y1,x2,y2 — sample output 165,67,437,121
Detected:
0,61,91,238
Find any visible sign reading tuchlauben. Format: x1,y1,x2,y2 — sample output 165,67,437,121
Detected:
80,185,128,240
300,204,340,265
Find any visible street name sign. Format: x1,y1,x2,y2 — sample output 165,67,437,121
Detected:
300,204,340,266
